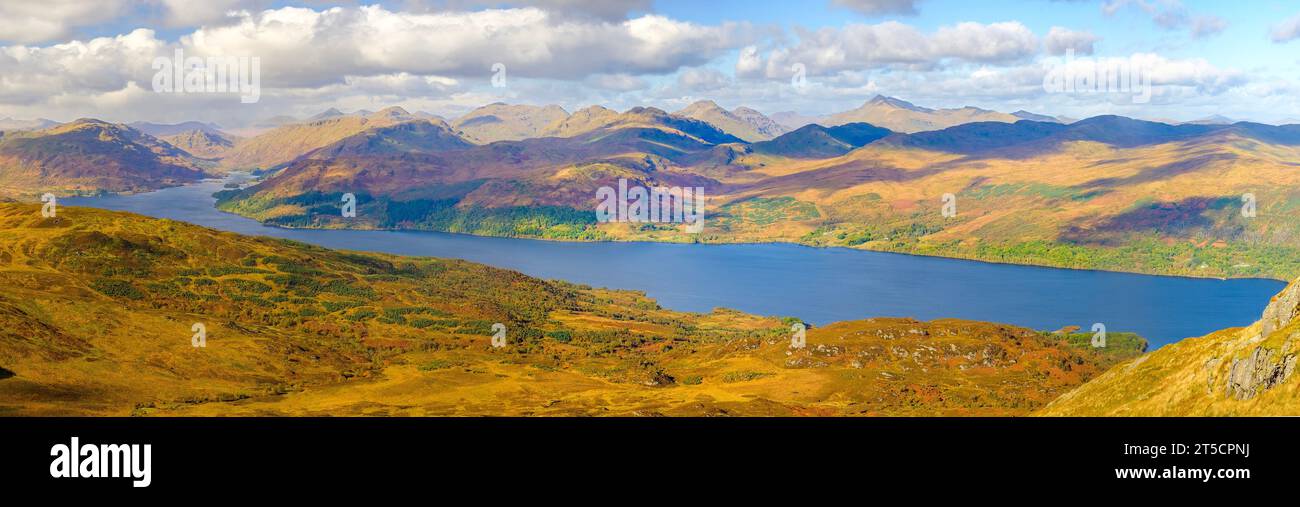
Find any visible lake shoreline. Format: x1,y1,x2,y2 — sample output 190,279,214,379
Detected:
65,177,1287,348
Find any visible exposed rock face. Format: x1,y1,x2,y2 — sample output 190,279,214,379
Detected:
1226,346,1297,400
1259,279,1300,337
1226,280,1300,400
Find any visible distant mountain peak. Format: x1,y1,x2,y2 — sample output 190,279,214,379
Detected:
680,99,724,111
374,106,411,118
674,101,788,142
1011,110,1061,123
575,105,615,114
1189,114,1235,125
866,95,931,112
309,108,344,120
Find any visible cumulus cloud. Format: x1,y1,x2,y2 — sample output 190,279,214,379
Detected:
0,28,166,103
0,4,759,124
932,22,1039,62
829,0,922,16
743,21,1038,78
1043,52,1245,96
1044,27,1099,55
735,46,763,78
180,6,757,88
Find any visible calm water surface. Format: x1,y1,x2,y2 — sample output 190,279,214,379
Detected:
66,176,1285,348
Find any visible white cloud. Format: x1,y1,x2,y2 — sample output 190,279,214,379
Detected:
0,3,1286,128
1042,52,1246,96
0,5,757,125
735,45,763,78
1133,53,1245,93
1044,27,1099,55
746,21,1038,78
931,22,1038,62
180,6,757,87
0,28,166,103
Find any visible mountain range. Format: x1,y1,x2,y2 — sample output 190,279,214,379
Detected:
205,101,1300,281
7,97,1300,281
818,95,1031,133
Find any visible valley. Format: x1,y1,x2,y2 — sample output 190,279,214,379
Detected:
9,97,1299,281
201,99,1300,281
5,97,1300,416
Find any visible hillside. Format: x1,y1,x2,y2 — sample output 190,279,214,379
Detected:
219,107,435,170
0,204,1141,416
1042,277,1300,416
298,118,473,159
0,120,209,198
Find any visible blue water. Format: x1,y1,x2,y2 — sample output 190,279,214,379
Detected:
66,176,1286,348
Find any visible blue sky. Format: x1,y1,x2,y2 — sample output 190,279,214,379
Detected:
0,0,1297,127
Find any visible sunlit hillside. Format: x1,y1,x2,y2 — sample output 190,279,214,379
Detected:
1041,276,1300,416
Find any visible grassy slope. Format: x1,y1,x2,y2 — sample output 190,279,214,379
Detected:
1040,277,1300,416
0,204,1140,416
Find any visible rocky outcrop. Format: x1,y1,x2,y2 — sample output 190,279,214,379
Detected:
1226,346,1297,400
1227,280,1300,400
1258,279,1300,337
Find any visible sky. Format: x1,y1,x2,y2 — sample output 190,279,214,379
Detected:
1,0,1298,128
